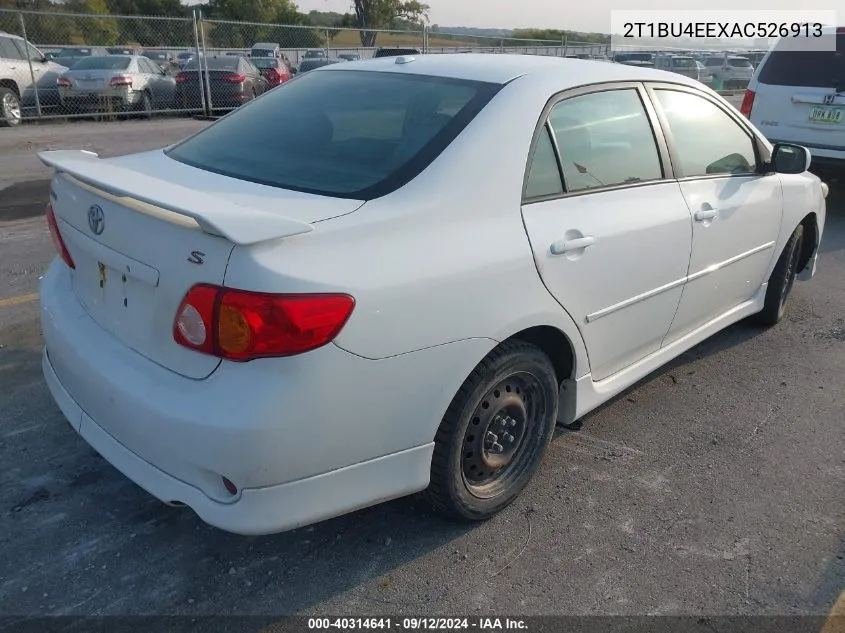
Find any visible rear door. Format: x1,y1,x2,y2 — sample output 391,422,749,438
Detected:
520,83,694,382
750,31,845,151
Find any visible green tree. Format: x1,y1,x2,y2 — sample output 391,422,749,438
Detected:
351,0,428,47
66,0,121,45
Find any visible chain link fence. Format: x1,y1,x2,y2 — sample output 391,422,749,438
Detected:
0,7,749,125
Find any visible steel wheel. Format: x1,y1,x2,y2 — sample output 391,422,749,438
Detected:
461,372,547,499
425,340,560,521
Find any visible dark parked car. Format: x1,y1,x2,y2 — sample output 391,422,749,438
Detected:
373,47,420,58
338,53,361,61
302,50,327,60
143,50,180,74
250,57,292,88
107,46,141,55
297,58,345,74
176,55,268,111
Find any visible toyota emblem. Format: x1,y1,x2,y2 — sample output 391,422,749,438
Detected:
88,204,105,235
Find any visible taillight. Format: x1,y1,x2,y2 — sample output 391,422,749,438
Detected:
739,89,755,118
175,71,190,84
45,204,75,270
57,76,71,87
110,75,132,87
173,285,355,361
221,72,245,84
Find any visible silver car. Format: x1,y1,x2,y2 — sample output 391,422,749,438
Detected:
0,30,68,126
57,54,176,114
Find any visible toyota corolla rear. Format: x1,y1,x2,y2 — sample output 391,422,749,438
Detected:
39,64,504,535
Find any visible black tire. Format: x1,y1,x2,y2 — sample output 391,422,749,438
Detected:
0,87,22,127
754,224,804,327
137,91,153,119
424,340,559,521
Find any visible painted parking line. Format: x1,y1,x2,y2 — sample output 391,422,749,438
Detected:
821,589,845,633
0,293,38,309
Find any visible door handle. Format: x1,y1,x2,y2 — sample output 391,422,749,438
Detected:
550,236,595,255
694,208,718,222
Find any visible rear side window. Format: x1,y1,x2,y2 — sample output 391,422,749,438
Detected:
548,89,663,193
525,126,563,198
758,33,844,87
166,70,501,199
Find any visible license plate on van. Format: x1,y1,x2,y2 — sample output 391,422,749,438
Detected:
809,106,843,124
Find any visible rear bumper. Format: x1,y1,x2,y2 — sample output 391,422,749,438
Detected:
43,348,432,536
39,261,489,534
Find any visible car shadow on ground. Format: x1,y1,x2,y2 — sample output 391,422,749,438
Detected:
1,309,774,619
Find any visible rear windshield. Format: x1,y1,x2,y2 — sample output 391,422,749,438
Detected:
71,56,131,70
671,58,696,67
184,57,238,71
728,57,751,67
165,70,501,199
758,33,845,87
299,59,337,72
251,58,277,69
146,51,168,60
251,49,275,57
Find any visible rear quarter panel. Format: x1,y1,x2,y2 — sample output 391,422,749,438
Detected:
223,76,591,377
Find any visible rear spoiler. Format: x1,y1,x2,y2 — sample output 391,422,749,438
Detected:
38,150,314,246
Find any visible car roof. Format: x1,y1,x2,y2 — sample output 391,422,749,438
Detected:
327,53,702,88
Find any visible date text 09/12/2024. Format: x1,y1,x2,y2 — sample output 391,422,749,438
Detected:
307,618,529,631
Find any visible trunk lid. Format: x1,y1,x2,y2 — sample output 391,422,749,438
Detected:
40,149,363,380
64,68,126,91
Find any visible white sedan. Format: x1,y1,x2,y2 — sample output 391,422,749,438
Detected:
39,54,828,535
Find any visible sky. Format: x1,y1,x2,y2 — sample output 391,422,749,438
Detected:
295,0,839,33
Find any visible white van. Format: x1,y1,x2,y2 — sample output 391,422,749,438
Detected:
250,42,281,59
742,27,844,172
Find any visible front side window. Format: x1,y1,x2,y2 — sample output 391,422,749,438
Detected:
547,89,663,193
653,89,757,177
166,70,501,199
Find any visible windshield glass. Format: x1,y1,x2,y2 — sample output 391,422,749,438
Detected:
672,58,696,67
183,57,238,71
728,57,752,67
70,56,131,70
166,70,501,199
57,48,91,57
251,49,275,57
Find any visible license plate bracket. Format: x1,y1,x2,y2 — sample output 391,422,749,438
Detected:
809,105,843,124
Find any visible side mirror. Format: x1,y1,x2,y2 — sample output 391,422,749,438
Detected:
770,143,811,174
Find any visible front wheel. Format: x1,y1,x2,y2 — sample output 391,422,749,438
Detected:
754,224,804,326
424,340,559,521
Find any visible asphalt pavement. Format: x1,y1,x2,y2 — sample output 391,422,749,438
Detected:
0,100,843,622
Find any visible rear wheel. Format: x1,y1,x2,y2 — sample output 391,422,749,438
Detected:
754,224,804,326
425,340,559,521
137,91,153,118
0,87,22,127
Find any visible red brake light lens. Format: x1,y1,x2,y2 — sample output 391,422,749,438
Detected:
222,72,246,84
173,285,355,361
739,89,755,118
110,75,132,87
57,76,71,87
175,72,190,84
45,204,75,269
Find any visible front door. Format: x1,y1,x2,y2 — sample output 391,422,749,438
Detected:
646,86,784,345
520,84,694,382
